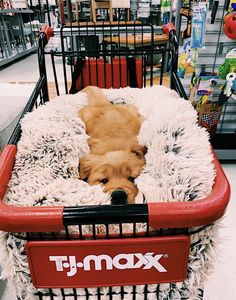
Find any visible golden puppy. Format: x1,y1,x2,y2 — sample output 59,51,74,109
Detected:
79,86,146,204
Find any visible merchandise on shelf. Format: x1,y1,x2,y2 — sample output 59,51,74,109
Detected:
177,39,194,78
223,10,236,40
190,75,221,136
180,1,193,39
160,0,171,24
218,48,236,100
191,75,218,107
190,2,207,49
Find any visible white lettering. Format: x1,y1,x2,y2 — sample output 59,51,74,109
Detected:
112,254,134,269
49,256,68,271
67,256,77,277
83,255,113,271
133,253,149,268
143,253,167,272
49,252,168,277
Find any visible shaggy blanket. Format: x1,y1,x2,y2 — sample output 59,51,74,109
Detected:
0,86,220,300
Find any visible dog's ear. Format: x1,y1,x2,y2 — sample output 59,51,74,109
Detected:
129,144,147,159
79,154,99,180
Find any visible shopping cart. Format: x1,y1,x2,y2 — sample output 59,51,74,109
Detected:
0,22,230,300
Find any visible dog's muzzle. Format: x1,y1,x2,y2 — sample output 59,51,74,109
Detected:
111,189,128,205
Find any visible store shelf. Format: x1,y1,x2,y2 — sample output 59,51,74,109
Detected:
0,9,41,68
0,45,37,67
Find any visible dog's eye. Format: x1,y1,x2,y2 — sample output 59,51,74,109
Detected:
128,176,136,183
100,178,109,184
82,177,88,182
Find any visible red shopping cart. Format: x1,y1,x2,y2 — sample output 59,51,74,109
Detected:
0,22,230,299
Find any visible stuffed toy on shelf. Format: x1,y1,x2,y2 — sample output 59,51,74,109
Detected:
218,48,236,102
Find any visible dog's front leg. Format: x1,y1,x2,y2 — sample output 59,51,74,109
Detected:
80,86,111,107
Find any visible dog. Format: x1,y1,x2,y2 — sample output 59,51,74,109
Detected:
79,86,146,204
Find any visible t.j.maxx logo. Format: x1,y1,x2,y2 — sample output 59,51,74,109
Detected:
49,252,168,277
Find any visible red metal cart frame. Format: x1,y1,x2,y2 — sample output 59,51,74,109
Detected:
0,144,230,233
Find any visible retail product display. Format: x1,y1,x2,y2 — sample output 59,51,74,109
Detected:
190,2,207,49
219,48,236,100
223,0,236,40
180,2,193,39
177,39,194,78
190,75,222,135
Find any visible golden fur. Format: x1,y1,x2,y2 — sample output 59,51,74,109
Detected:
79,86,146,204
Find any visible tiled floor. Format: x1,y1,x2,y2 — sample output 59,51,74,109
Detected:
0,53,236,300
204,164,236,300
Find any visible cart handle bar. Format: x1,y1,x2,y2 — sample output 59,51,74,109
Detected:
0,145,230,232
40,25,54,45
162,22,176,37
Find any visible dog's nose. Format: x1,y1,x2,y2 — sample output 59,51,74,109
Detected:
111,189,128,205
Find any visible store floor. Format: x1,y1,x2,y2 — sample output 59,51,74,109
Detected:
0,54,236,299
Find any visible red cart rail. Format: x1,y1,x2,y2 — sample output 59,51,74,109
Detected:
0,144,230,233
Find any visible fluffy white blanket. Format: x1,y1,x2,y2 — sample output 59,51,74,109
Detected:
0,86,220,300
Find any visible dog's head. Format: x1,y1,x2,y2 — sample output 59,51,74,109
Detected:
79,145,146,204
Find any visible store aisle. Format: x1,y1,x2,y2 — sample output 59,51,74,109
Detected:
0,53,39,83
204,164,236,299
0,50,71,90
